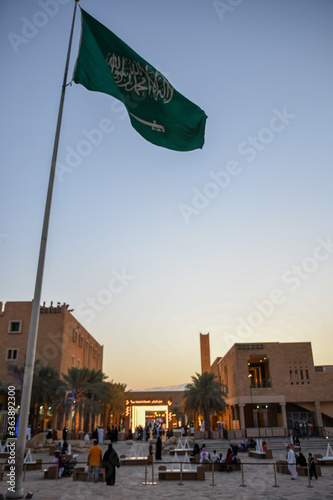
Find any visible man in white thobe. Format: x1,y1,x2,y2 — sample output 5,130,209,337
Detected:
286,445,298,479
97,426,104,445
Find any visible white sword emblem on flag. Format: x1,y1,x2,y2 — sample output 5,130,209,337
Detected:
129,113,165,133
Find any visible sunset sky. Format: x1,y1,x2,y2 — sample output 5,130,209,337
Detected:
1,0,333,390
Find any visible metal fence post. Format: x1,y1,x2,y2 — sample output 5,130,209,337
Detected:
178,462,183,486
151,460,156,485
306,463,314,488
272,463,279,487
142,460,148,485
211,461,216,486
239,463,246,487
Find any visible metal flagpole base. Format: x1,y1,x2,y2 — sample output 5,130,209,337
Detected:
5,489,25,499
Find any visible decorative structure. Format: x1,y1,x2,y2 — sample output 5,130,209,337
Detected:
127,444,146,460
255,438,263,453
159,451,205,481
248,438,273,459
120,444,151,466
317,442,333,465
0,441,9,459
170,438,192,456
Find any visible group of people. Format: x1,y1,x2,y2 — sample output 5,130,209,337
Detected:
191,443,237,472
286,445,318,480
127,422,167,441
52,450,76,478
181,425,195,437
86,425,120,444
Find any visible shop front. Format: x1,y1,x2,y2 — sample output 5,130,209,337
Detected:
124,390,185,433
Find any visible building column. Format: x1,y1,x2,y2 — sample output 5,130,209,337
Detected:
280,402,287,433
239,403,245,437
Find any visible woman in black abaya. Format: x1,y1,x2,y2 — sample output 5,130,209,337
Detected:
102,443,120,485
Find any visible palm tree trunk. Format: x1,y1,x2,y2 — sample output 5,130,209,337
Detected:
204,407,211,439
74,406,79,438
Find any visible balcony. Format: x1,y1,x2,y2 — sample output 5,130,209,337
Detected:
250,377,272,389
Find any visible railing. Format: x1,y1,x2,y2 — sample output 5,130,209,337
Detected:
250,377,272,388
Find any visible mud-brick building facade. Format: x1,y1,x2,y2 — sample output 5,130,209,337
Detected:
209,341,333,438
0,301,103,382
0,301,103,431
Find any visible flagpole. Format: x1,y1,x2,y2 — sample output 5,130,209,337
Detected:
7,2,79,498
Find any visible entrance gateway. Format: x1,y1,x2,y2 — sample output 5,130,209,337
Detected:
125,396,173,432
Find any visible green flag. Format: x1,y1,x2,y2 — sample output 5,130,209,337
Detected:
73,9,207,151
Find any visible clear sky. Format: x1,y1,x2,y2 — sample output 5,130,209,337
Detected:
1,0,333,391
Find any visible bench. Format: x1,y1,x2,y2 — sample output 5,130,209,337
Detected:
43,466,58,479
72,467,105,482
120,455,153,466
248,450,273,459
315,454,333,466
190,454,200,463
169,449,192,456
202,459,241,472
158,466,205,481
275,460,321,476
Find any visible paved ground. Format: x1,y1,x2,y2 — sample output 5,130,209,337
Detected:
1,437,332,499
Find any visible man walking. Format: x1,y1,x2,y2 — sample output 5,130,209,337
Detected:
97,425,104,445
87,439,102,483
286,445,298,479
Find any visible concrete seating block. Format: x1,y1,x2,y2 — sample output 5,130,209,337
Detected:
43,466,58,479
158,466,205,481
73,467,105,482
248,450,273,459
275,460,321,476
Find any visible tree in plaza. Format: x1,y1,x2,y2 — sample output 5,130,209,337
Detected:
53,367,110,437
7,363,25,399
85,368,112,430
107,382,127,428
31,361,60,435
183,372,226,438
7,360,61,434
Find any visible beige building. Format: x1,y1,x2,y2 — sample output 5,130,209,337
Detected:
0,301,103,431
207,339,333,438
0,301,103,382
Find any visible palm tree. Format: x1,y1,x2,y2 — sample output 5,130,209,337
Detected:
7,363,25,400
183,372,226,438
7,360,61,434
107,382,126,428
31,362,61,434
53,367,110,438
85,369,111,430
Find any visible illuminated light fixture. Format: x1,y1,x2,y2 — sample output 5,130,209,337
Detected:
265,405,268,408
248,374,252,378
256,405,260,409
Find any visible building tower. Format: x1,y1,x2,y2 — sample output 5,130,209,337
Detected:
200,332,211,374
